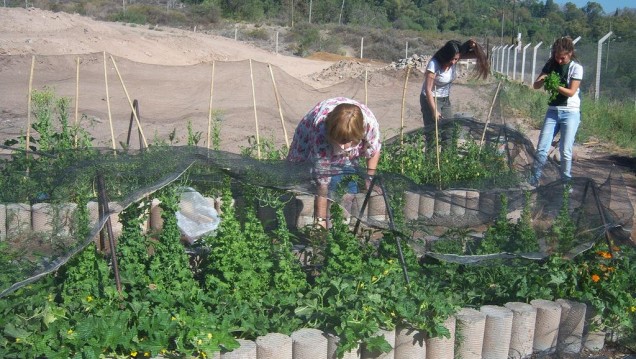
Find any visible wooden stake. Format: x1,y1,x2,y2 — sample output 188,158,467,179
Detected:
110,55,148,148
207,61,215,151
26,55,35,159
400,65,411,147
433,86,441,186
103,52,116,151
364,68,368,105
249,59,261,159
268,64,289,150
74,56,80,148
479,81,502,153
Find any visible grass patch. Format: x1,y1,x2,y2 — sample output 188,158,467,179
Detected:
578,98,636,155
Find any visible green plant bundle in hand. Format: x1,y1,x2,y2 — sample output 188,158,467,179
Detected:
544,71,564,102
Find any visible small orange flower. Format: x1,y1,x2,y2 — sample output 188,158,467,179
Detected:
591,274,601,282
596,251,612,259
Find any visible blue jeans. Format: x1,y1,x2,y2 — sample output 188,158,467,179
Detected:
531,109,580,184
328,166,358,194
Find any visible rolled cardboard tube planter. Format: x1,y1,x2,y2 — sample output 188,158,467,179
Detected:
455,308,486,359
256,332,293,359
426,316,456,359
361,328,395,359
418,192,435,219
394,325,426,358
556,298,586,354
480,305,514,359
531,299,562,355
403,191,420,221
291,328,329,358
504,302,537,359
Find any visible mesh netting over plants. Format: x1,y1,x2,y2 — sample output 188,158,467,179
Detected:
0,54,635,356
0,119,633,296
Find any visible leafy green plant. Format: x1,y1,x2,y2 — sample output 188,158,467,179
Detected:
543,71,565,102
187,120,203,146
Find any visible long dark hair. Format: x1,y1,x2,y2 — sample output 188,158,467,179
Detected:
432,40,489,79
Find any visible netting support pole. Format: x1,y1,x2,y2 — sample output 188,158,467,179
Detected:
97,173,123,294
126,99,144,150
353,175,410,284
479,81,502,153
590,178,616,259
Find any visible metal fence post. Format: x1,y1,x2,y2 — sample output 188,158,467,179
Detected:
506,45,512,77
521,43,531,84
500,45,507,73
531,42,543,85
595,31,613,100
513,44,520,80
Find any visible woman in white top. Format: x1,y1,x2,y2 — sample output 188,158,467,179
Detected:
419,39,489,147
530,36,583,186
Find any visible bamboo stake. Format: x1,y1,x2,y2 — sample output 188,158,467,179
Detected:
103,52,116,151
479,81,502,153
400,65,411,147
249,59,261,159
207,61,215,151
433,86,441,186
268,63,289,150
110,55,148,148
364,68,368,105
26,55,35,159
74,56,80,148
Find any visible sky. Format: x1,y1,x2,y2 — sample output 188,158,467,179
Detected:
554,0,632,14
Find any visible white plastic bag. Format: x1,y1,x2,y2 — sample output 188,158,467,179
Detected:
175,187,221,244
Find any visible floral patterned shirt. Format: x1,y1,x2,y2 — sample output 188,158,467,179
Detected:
287,97,382,185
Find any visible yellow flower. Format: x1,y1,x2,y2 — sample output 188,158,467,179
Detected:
371,275,379,283
130,351,138,357
171,316,176,321
67,329,74,335
591,274,600,282
160,349,167,354
48,293,54,302
144,352,150,357
86,295,93,302
197,339,202,345
207,333,213,339
631,306,636,313
383,269,389,276
15,338,21,343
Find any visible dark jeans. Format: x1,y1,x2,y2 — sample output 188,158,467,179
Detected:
420,92,452,150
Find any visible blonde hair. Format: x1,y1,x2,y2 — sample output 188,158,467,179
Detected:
325,103,364,144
